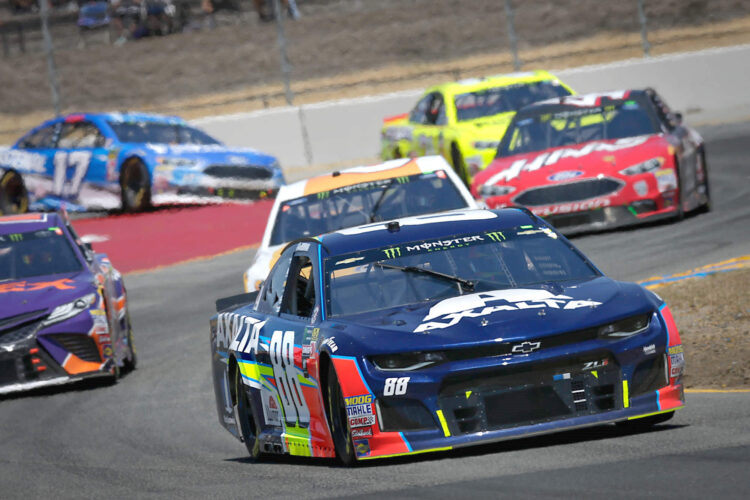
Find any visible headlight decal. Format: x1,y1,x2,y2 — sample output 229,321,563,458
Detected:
43,293,97,326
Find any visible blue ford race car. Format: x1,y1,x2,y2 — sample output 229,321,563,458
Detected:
0,112,285,213
209,208,685,464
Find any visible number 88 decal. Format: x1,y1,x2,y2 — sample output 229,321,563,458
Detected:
269,330,310,426
383,377,410,396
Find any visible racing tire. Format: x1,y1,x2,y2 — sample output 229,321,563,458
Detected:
235,367,265,460
122,312,137,373
697,149,711,213
325,362,357,466
450,144,470,187
616,410,675,430
673,157,685,221
120,158,151,212
0,170,29,216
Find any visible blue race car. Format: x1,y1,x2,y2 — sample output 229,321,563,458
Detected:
0,211,136,394
209,208,685,464
0,112,285,213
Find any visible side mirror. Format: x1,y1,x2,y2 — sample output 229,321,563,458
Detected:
84,242,93,252
671,112,683,126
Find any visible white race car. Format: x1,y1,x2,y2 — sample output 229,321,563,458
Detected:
243,156,479,291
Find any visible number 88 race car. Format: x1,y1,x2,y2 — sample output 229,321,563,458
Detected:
210,209,685,464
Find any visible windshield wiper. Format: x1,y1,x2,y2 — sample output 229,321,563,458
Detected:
374,262,475,294
369,178,398,222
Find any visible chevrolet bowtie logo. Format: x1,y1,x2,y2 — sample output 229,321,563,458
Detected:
511,341,541,354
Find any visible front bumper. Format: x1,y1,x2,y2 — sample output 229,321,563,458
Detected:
336,312,685,460
543,203,678,236
0,312,113,395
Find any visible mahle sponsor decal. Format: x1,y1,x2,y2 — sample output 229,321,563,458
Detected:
415,289,602,332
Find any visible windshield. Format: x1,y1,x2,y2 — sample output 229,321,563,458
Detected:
269,171,468,246
0,228,83,281
107,121,221,145
454,80,571,122
497,98,658,157
325,225,600,317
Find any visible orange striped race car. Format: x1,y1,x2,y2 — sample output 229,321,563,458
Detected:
242,156,479,292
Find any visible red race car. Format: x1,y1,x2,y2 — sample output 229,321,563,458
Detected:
471,89,710,234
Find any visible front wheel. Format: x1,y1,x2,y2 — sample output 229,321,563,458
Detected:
325,362,356,465
122,312,137,373
235,367,264,459
0,170,29,215
120,158,151,212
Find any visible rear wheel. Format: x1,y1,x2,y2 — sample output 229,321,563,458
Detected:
616,410,675,430
697,149,711,213
120,158,151,212
235,367,264,459
0,170,29,215
325,362,356,466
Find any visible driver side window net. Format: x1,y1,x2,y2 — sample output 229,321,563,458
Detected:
281,255,316,318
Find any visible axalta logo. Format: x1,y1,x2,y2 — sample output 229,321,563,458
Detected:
487,136,650,183
415,289,602,332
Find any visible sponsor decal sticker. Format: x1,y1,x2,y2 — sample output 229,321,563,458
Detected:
349,415,376,428
548,170,584,182
346,394,374,421
415,289,602,332
634,180,649,196
655,168,677,192
322,337,338,353
351,427,373,440
0,278,77,294
261,388,282,426
354,439,371,457
643,344,656,355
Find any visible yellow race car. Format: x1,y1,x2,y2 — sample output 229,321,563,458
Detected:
380,70,574,185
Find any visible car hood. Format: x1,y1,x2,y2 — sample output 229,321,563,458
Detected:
0,271,96,323
140,144,279,168
474,134,670,189
327,277,656,354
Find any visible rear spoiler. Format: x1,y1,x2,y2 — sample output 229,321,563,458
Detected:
383,112,408,124
215,292,259,313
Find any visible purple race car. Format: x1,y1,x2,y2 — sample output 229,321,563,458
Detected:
0,212,136,394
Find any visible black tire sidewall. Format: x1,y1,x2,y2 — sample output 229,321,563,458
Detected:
120,159,151,212
0,170,29,215
236,368,263,459
326,363,356,465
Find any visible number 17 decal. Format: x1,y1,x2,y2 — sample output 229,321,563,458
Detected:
53,151,91,197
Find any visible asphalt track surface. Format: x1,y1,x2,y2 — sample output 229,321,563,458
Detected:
1,122,749,499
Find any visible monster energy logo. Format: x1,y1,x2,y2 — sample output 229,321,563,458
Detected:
9,233,22,242
395,176,410,184
317,191,331,199
485,231,505,242
382,247,401,259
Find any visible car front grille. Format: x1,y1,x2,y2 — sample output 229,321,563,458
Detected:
204,165,273,180
47,334,101,363
514,178,622,206
0,313,47,346
438,354,621,435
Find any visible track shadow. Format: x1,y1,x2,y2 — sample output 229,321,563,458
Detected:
223,422,688,469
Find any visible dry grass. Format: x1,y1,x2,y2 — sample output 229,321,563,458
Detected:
657,268,750,389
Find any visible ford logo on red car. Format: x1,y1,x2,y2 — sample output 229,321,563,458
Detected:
548,170,583,182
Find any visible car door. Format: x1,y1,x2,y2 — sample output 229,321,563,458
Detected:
411,92,447,157
13,121,61,193
54,118,110,200
254,242,321,430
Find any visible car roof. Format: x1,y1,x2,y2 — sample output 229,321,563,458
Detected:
427,70,562,96
316,208,536,257
276,156,460,200
31,112,186,131
526,89,647,110
0,212,63,235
